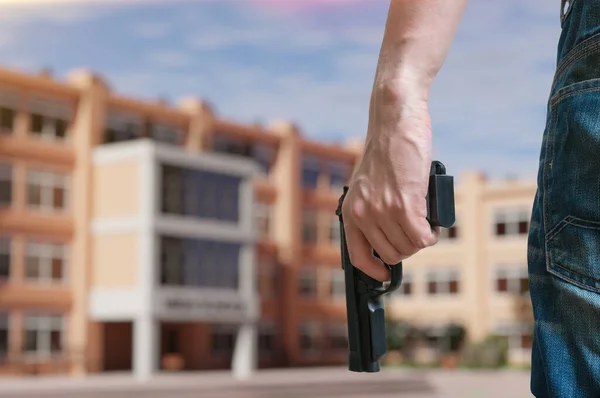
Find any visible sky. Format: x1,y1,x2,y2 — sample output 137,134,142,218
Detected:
0,0,563,181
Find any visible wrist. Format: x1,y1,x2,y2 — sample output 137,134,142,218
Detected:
373,67,432,108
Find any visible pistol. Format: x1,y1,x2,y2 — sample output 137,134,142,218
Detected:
335,160,456,372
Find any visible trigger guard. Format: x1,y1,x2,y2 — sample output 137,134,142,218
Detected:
377,261,403,297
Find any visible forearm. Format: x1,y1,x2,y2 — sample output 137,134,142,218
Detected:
374,0,469,99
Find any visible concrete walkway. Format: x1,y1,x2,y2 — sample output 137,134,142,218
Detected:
0,366,533,398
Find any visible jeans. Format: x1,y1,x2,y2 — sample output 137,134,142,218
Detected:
528,0,600,396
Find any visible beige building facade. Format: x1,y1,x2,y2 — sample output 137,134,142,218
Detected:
0,64,535,377
387,172,535,365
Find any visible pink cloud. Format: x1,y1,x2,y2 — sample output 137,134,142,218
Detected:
250,0,363,13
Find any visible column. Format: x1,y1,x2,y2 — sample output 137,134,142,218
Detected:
177,97,216,153
460,171,487,341
133,316,159,381
268,120,302,365
231,323,257,380
65,69,109,375
134,143,159,380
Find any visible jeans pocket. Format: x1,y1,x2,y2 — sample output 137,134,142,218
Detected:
542,42,600,292
546,216,600,292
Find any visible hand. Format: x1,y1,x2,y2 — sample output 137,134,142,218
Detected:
341,82,439,282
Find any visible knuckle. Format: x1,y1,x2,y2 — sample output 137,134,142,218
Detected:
414,233,436,250
368,201,385,217
349,201,367,221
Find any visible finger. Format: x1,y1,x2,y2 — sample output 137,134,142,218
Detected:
378,216,418,260
399,202,440,250
344,221,391,282
360,224,404,266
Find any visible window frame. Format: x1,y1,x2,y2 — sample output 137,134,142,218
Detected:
22,313,66,361
24,241,69,285
26,169,70,212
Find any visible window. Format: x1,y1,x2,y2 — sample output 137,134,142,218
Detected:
0,313,8,363
159,236,241,289
253,143,275,175
23,314,65,358
161,165,184,215
0,106,15,133
399,272,413,296
28,100,72,142
254,202,271,240
0,90,18,135
210,324,236,356
494,323,533,351
161,165,241,223
0,163,12,207
330,269,345,298
160,237,184,286
148,122,183,146
426,269,460,295
329,216,341,245
30,114,68,141
494,209,529,237
439,224,459,240
298,268,318,297
104,113,144,143
329,162,350,192
25,241,68,284
26,170,69,211
495,266,529,294
300,322,320,354
0,236,10,280
301,156,320,190
165,329,179,354
327,324,348,351
212,134,254,158
302,208,317,243
259,323,276,354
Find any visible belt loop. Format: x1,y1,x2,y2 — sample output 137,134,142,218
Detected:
560,0,572,25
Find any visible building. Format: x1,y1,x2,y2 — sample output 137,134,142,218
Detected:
0,64,536,378
0,65,361,378
387,172,535,365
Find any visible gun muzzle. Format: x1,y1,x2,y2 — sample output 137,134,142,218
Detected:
336,160,456,373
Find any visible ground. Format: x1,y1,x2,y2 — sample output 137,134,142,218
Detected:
0,367,533,398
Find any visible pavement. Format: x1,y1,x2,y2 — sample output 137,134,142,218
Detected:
0,367,533,398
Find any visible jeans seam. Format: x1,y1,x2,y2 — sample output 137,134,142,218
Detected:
550,81,600,108
545,218,570,242
541,112,556,244
550,33,600,93
532,328,550,397
547,264,600,294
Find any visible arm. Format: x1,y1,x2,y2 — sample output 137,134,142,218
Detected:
375,0,469,98
341,0,469,281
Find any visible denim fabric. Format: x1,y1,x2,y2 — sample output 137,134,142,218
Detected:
528,0,600,396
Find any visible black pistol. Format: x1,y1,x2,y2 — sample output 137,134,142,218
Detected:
335,160,456,373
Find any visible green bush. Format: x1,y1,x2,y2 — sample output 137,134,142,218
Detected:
385,319,415,351
459,335,508,368
441,323,467,353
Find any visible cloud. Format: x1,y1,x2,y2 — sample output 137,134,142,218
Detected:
131,21,172,39
145,50,191,68
106,0,560,183
0,0,564,181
